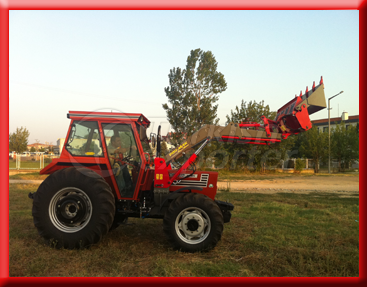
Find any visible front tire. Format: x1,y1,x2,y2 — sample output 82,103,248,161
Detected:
32,167,115,249
163,193,224,252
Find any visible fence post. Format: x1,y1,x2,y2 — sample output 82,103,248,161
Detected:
306,159,308,169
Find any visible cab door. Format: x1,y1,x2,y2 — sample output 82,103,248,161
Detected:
102,123,144,199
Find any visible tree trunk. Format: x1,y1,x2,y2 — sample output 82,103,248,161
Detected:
314,159,319,173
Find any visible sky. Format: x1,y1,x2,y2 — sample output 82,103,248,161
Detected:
9,10,359,144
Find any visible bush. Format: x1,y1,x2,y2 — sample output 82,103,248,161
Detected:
295,158,306,173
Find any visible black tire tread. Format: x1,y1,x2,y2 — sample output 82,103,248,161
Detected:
32,167,115,249
163,193,224,252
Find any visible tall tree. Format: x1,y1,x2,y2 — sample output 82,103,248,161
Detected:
331,122,359,171
9,127,30,153
298,126,328,173
226,100,276,124
163,48,227,147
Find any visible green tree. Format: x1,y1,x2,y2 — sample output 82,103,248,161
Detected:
30,146,36,152
217,100,295,171
298,126,328,173
163,48,227,147
9,127,30,153
226,100,276,124
39,147,45,152
331,122,359,171
160,141,168,157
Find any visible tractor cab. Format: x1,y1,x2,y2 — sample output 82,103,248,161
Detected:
41,111,153,200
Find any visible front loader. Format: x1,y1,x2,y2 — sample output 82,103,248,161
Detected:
29,77,326,252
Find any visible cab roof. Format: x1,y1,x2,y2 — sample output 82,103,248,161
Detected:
67,111,150,127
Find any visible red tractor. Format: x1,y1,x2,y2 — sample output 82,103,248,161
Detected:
29,77,326,252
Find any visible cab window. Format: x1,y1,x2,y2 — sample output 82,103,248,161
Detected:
65,121,103,157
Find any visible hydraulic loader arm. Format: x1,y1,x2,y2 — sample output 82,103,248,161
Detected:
164,76,326,165
164,122,282,164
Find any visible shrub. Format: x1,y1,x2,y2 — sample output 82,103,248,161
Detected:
295,158,306,173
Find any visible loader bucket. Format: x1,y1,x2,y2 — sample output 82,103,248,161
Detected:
296,81,327,115
275,77,326,134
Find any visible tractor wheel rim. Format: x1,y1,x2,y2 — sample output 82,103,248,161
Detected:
49,187,92,233
175,207,211,245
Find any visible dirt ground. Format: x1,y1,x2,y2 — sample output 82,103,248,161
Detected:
217,175,359,195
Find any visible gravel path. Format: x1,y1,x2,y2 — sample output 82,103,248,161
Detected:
9,180,44,184
217,176,359,194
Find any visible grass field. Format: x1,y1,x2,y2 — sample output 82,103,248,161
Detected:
9,172,49,180
9,183,359,277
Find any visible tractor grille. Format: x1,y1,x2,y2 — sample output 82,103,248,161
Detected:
172,174,209,188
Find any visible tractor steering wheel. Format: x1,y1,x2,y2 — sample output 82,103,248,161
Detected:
122,155,134,164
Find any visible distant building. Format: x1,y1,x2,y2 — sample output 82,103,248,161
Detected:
27,143,50,151
311,112,359,133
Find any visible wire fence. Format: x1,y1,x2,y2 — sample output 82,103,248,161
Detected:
9,154,60,170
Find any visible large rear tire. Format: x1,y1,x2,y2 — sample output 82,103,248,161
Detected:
32,167,115,249
163,193,224,252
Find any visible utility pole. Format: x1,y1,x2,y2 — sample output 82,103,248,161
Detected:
328,91,344,173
